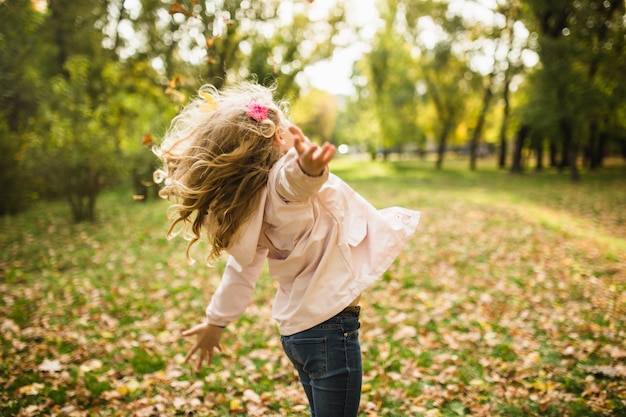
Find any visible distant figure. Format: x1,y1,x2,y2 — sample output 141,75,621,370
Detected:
154,82,420,417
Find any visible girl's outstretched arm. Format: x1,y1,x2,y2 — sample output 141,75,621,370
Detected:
182,322,224,371
290,126,335,176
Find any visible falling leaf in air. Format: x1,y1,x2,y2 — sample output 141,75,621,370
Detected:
165,75,186,102
142,133,154,147
164,75,180,94
169,2,195,18
206,35,217,47
199,91,217,112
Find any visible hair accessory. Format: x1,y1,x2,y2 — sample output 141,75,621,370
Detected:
245,100,269,122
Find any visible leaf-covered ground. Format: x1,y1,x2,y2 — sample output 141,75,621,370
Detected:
1,158,625,416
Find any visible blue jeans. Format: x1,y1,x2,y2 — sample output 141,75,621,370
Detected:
280,316,362,417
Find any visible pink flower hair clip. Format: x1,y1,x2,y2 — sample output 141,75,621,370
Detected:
245,100,269,122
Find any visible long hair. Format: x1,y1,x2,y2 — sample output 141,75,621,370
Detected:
154,82,288,263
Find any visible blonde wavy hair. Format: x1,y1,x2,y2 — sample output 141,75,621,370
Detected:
154,82,288,263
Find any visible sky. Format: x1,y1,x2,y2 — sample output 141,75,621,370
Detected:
300,0,381,95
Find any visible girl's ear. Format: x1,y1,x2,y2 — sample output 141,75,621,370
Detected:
273,128,284,147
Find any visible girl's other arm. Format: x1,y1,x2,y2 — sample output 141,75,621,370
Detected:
290,126,335,177
182,323,224,371
181,247,267,371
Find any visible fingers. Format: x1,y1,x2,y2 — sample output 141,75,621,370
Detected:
288,125,306,142
184,343,222,370
181,322,204,337
294,134,306,155
185,345,213,371
181,322,225,371
307,142,335,165
317,142,336,164
289,125,335,164
184,343,199,364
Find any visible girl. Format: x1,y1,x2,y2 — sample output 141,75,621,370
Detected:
155,82,420,417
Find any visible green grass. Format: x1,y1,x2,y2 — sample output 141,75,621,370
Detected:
1,156,625,416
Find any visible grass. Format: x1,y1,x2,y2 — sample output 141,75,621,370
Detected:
1,156,625,416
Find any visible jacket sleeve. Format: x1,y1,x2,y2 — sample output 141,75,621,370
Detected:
205,246,268,327
274,148,329,203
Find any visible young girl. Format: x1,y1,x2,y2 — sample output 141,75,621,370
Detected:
155,82,420,417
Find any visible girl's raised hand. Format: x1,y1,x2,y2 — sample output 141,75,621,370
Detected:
290,126,335,176
182,322,224,371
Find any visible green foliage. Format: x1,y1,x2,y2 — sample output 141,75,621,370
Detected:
334,70,381,156
0,0,46,214
29,56,119,222
0,0,352,219
516,0,626,175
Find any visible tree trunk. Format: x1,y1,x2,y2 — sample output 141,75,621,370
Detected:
560,119,580,182
558,133,570,173
498,79,511,169
470,75,494,171
549,140,558,167
587,121,605,170
436,123,451,170
534,131,544,172
568,144,581,182
66,166,100,222
510,124,529,174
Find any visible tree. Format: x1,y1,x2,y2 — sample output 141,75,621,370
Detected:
334,72,381,159
363,1,421,159
520,0,626,181
421,42,474,169
466,0,527,171
391,0,489,168
32,57,119,222
2,0,348,218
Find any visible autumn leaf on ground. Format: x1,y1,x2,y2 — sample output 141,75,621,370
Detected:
38,358,62,373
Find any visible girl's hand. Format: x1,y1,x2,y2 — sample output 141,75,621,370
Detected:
290,126,335,176
182,322,224,371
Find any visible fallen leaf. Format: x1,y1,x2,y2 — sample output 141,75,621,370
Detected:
79,359,103,373
18,383,45,395
581,365,626,379
229,399,244,412
38,358,62,373
243,388,261,403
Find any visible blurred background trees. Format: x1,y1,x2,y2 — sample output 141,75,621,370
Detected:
1,0,625,219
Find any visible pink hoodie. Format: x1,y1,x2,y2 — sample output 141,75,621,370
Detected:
206,148,420,336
